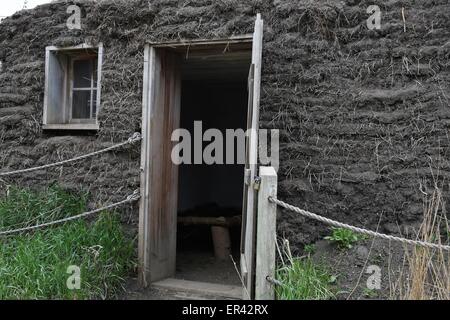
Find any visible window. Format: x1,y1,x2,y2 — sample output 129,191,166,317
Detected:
71,57,98,122
43,44,103,130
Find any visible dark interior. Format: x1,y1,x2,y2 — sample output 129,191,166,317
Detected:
175,49,251,284
177,81,247,214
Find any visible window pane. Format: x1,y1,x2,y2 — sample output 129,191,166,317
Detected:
72,90,91,119
93,59,98,87
73,59,93,88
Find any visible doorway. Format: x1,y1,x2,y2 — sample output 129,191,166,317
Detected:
176,57,250,286
138,13,263,300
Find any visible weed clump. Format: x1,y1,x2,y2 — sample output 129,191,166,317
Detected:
276,239,335,300
325,228,366,250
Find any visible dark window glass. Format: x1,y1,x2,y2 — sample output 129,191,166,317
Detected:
93,60,98,87
73,59,93,88
72,91,91,119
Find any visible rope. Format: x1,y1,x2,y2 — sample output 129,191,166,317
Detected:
0,133,142,177
269,197,450,251
0,190,140,237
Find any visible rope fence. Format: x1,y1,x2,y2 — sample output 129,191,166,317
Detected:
269,196,450,251
0,132,143,236
0,133,142,177
0,190,140,237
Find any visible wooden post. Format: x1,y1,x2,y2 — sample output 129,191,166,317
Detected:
255,166,278,300
138,44,151,287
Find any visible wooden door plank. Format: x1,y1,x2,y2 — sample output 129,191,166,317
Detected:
149,50,181,281
139,48,181,285
162,51,181,278
241,13,264,300
240,64,254,288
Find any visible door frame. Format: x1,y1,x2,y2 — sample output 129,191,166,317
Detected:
138,31,262,292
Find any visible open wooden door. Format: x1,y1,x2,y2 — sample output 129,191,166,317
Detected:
139,45,181,286
240,14,264,300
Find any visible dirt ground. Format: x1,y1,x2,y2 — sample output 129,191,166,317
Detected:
310,238,407,300
120,237,408,300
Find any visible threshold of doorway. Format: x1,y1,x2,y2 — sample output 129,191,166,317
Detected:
152,278,243,300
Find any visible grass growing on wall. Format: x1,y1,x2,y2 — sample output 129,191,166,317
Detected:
0,186,134,299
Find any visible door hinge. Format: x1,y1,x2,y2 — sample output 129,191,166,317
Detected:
253,176,261,191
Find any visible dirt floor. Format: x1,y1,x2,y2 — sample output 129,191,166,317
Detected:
175,251,241,286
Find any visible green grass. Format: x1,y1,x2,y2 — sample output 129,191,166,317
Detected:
0,186,87,230
324,227,366,249
0,186,134,300
276,257,335,300
276,240,335,300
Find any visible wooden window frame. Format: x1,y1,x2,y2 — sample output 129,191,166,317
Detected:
43,43,103,131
